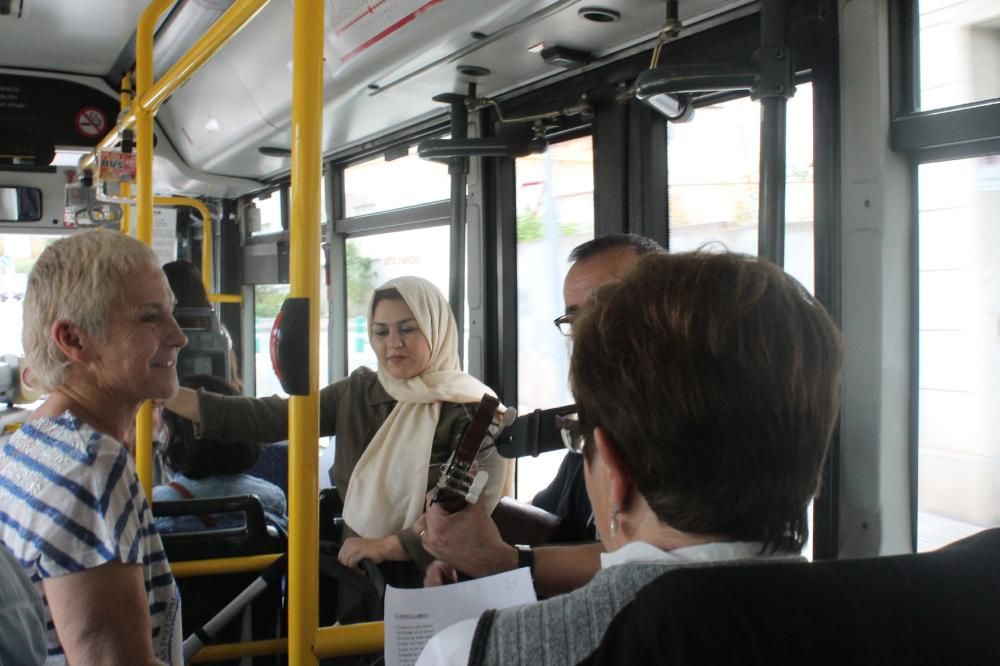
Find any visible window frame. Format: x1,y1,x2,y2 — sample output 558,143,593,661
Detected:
891,0,1000,551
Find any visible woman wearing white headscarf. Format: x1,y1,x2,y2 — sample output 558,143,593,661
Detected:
165,276,507,575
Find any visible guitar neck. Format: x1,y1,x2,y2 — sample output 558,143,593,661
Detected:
433,394,507,512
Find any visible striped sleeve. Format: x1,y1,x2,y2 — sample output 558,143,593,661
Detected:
11,430,148,578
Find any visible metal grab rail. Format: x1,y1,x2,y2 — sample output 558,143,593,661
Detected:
101,188,243,306
99,3,255,500
78,0,270,173
154,196,243,306
189,622,385,663
170,553,283,578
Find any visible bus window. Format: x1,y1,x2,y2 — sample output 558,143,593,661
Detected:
668,83,815,293
345,227,451,373
0,234,58,356
917,0,1000,111
341,144,452,375
514,136,595,500
344,150,449,217
917,155,1000,550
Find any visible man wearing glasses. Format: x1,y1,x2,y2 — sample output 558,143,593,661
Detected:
418,233,664,596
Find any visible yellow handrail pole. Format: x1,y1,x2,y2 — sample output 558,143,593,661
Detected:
132,0,173,500
190,638,288,663
314,623,384,659
188,622,384,663
208,293,244,304
79,0,268,173
141,0,269,115
121,182,132,236
119,72,133,230
154,196,220,301
170,552,282,578
287,0,325,662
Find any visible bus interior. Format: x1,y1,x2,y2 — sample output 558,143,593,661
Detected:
1,0,999,662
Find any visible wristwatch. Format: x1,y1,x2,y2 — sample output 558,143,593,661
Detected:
515,544,535,581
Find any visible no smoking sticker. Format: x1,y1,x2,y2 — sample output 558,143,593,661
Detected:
74,106,107,138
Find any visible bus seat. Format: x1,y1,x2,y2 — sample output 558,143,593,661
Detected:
246,436,332,497
247,440,289,495
580,528,1000,666
153,495,285,665
174,306,231,382
153,495,284,560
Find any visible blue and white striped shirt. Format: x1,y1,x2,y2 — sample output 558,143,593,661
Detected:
0,411,181,665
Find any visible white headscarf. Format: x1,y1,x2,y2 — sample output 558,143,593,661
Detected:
341,276,497,538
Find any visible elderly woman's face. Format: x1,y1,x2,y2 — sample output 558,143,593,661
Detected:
89,262,187,403
370,298,432,380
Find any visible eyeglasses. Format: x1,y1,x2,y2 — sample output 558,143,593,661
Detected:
553,313,574,336
556,413,584,454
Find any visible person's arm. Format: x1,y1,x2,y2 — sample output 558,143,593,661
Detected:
530,542,604,597
419,500,603,595
162,386,200,422
43,560,165,666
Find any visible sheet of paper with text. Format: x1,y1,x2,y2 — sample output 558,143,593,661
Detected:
384,567,536,666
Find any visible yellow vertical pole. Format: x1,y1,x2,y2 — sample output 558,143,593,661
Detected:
287,0,324,663
121,182,133,236
201,207,213,297
119,76,133,237
133,0,173,499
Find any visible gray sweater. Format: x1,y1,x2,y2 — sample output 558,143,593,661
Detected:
467,554,801,666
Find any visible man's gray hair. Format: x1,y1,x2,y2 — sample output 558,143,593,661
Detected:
23,230,160,391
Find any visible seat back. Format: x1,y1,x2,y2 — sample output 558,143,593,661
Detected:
582,529,1000,666
174,306,231,382
247,441,289,496
153,496,285,665
154,495,282,560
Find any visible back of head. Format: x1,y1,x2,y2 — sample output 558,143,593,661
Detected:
570,251,843,553
23,229,159,391
162,259,211,309
163,374,264,479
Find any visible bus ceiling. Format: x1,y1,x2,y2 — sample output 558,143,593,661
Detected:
1,0,757,196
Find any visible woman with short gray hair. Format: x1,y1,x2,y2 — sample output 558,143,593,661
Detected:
0,229,187,665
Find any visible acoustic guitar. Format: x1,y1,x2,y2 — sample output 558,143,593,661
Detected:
430,395,562,547
430,393,515,512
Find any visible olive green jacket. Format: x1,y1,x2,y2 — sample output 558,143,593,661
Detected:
195,366,505,568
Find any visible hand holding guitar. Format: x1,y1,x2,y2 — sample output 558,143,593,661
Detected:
419,499,516,582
